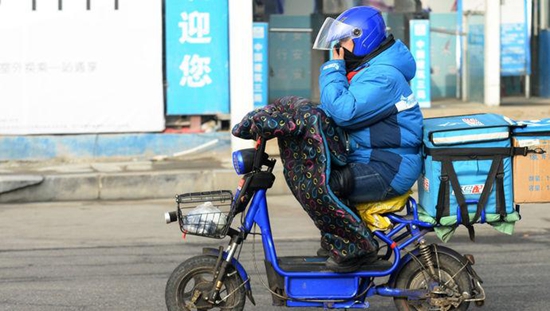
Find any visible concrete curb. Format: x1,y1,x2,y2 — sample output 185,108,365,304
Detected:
0,166,421,203
0,168,292,203
0,175,44,194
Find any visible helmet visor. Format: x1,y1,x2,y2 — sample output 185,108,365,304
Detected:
312,17,362,50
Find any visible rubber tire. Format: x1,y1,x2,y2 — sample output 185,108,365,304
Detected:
393,252,472,311
165,255,246,311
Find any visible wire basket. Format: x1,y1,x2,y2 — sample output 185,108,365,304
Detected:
176,190,234,239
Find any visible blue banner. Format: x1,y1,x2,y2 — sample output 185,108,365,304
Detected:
165,0,229,115
409,19,431,108
252,23,268,108
501,23,529,76
500,0,530,76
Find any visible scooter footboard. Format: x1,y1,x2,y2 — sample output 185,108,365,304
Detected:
263,258,371,307
286,276,362,300
263,259,363,304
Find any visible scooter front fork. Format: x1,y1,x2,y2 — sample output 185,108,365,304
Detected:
207,237,241,303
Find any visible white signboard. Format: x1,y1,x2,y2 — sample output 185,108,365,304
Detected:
0,0,164,134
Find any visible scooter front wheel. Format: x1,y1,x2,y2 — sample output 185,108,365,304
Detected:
393,252,472,311
165,255,246,311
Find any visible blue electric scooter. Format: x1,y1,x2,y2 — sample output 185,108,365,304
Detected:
164,138,486,311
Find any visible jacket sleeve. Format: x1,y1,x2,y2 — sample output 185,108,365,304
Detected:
319,62,398,129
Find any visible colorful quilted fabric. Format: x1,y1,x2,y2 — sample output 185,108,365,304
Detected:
232,96,378,263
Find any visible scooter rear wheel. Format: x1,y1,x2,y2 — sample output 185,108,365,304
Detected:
165,255,246,311
393,252,472,311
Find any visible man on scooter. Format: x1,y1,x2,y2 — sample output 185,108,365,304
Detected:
313,6,423,272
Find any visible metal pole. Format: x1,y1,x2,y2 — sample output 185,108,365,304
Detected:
535,0,539,37
526,75,531,98
314,0,323,14
542,0,549,29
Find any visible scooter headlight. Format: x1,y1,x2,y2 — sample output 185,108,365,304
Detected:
232,148,256,175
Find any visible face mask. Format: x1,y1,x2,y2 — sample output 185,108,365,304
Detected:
342,48,364,73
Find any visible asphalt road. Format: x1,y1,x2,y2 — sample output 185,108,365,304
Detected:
1,196,549,311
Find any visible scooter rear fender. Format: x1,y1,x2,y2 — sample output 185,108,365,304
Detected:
388,244,483,286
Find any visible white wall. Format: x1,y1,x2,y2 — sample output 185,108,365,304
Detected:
0,0,164,135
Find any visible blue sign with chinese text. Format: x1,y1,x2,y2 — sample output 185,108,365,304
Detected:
500,0,530,76
501,23,530,76
409,19,431,108
165,0,229,115
252,23,268,108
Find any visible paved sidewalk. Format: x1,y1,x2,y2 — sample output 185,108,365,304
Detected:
1,97,550,203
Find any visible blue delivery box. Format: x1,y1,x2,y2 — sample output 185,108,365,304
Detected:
418,114,518,234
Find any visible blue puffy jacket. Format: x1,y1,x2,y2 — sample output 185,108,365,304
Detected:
318,39,423,194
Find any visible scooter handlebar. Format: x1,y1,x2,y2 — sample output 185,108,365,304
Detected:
164,211,178,224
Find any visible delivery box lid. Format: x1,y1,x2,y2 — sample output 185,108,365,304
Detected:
423,113,515,147
513,119,550,136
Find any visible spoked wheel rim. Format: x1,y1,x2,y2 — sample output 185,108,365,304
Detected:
405,269,463,311
176,267,233,310
393,252,472,311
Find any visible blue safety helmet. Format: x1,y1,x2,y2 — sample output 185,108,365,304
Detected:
313,6,387,57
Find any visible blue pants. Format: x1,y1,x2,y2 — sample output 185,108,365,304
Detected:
347,162,399,203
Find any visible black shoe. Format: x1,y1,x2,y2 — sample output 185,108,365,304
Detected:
325,255,378,273
317,248,330,257
328,165,355,198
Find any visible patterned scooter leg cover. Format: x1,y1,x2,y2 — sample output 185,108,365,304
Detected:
232,96,378,263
